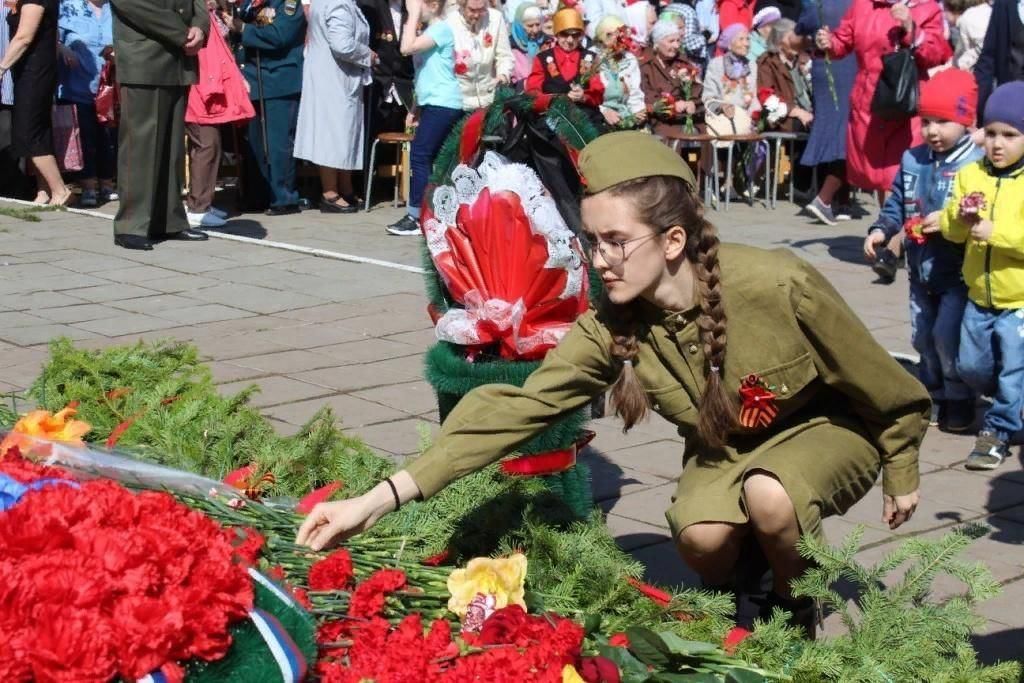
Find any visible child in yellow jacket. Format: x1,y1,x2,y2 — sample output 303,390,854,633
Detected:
926,81,1024,469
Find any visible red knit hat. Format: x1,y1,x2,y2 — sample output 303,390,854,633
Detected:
918,69,977,126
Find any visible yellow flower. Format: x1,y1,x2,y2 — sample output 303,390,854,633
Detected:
562,665,585,683
0,405,91,457
446,552,528,617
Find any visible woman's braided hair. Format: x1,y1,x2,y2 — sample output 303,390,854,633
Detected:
600,175,737,448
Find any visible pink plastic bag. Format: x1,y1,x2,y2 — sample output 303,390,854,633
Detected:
52,104,84,173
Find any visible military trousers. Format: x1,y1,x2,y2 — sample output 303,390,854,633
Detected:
114,85,189,238
245,95,300,209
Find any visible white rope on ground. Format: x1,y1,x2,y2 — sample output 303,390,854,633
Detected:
0,195,427,275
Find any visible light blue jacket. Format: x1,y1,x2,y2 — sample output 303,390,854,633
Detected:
870,134,983,292
57,0,113,104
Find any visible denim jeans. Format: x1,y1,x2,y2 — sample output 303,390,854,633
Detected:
958,301,1024,441
67,101,117,181
908,279,970,401
408,105,463,219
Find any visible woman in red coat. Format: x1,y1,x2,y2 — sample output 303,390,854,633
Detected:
815,0,950,196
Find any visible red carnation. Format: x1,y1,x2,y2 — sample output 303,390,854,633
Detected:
455,62,468,75
579,656,622,683
608,632,630,648
479,604,528,644
483,32,493,47
231,527,265,565
308,549,355,591
348,568,407,618
958,191,987,223
903,216,928,245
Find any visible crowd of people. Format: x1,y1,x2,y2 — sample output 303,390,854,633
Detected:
0,0,1019,232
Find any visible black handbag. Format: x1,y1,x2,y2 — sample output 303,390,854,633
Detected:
871,29,919,120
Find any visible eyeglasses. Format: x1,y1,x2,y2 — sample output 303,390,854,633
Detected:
558,31,583,38
581,230,664,267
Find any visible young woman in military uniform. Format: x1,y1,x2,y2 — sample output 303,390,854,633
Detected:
297,131,929,635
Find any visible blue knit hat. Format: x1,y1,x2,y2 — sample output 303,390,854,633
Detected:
983,82,1024,134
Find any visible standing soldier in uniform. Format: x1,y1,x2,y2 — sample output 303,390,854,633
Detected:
110,0,210,250
226,0,306,216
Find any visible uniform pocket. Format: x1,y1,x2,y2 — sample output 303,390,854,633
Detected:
746,352,817,402
645,383,697,421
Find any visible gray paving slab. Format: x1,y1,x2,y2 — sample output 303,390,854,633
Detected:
1,195,1021,662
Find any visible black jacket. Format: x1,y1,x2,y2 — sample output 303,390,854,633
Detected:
974,0,1024,122
358,0,414,101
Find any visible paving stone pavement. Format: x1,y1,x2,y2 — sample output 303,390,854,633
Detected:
1,196,1021,664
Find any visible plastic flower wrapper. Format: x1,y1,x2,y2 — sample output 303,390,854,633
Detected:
958,191,987,223
447,553,528,627
903,215,927,245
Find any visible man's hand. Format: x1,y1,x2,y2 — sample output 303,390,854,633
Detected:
970,218,995,241
883,489,919,530
183,26,205,55
864,229,886,260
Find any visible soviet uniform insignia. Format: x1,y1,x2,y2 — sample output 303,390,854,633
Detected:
283,0,297,15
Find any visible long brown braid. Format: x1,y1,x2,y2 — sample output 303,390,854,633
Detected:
602,175,737,445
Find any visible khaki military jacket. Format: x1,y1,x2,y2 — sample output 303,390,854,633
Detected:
111,0,209,86
406,244,929,500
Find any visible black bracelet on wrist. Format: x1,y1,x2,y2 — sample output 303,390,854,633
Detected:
384,477,401,511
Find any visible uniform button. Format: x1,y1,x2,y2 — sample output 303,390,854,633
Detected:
687,344,698,355
653,403,660,411
779,384,789,395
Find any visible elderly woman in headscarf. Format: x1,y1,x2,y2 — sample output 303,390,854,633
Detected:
755,17,812,132
659,2,708,64
593,15,646,128
510,2,550,85
702,22,758,121
641,20,705,138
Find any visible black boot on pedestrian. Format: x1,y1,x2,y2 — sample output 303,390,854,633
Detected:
942,399,976,433
266,204,301,216
872,248,898,284
757,591,820,640
166,229,209,241
114,235,154,251
319,197,357,214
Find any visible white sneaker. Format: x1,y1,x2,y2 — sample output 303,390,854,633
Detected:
186,210,227,228
208,206,229,219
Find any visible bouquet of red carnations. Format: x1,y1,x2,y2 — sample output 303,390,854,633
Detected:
648,91,678,118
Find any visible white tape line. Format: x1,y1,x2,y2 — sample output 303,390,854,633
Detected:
0,196,426,275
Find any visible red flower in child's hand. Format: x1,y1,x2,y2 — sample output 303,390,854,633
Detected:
903,216,927,245
308,549,354,590
958,191,987,223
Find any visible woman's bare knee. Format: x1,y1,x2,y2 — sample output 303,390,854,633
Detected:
743,472,798,537
675,522,743,558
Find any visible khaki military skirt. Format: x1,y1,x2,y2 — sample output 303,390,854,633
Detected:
664,415,882,541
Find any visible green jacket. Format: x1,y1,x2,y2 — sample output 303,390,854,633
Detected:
406,244,930,500
111,0,209,86
236,0,306,100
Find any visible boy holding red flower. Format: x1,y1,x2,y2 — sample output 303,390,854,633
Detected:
927,81,1024,470
863,69,982,433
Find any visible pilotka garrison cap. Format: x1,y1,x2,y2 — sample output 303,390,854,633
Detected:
577,131,697,194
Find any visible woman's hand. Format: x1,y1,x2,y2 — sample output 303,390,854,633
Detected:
814,27,832,51
296,496,382,550
568,84,585,102
405,111,419,129
792,107,813,127
634,109,648,123
882,489,919,530
722,103,736,118
890,2,913,33
602,108,621,125
675,99,695,114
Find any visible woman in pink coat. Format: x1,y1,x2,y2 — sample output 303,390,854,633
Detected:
815,0,950,196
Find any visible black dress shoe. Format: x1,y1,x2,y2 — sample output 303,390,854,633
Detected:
319,198,358,214
265,205,301,216
166,229,209,241
114,234,154,251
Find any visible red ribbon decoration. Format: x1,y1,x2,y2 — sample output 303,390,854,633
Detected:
738,374,778,429
500,430,596,476
458,109,488,164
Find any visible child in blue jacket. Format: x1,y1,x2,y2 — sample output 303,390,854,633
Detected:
863,68,982,433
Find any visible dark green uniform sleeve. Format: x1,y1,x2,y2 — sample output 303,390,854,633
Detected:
191,0,210,33
110,0,189,48
241,2,305,50
404,311,616,499
793,260,930,496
